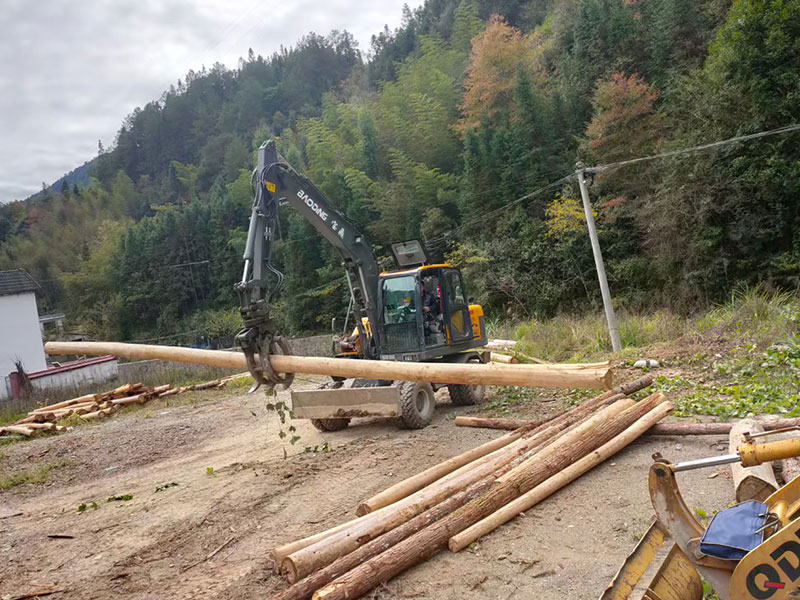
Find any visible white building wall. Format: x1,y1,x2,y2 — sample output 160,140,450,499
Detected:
0,292,47,378
31,359,118,391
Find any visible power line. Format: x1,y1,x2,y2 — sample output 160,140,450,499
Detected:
426,172,575,247
591,123,800,174
427,122,800,249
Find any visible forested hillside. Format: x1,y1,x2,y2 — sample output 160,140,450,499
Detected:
1,0,798,344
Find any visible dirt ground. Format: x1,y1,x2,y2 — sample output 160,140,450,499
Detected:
0,373,737,600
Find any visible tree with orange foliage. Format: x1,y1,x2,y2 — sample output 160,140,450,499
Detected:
583,72,661,165
458,15,532,133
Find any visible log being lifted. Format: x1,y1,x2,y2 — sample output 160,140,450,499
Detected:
45,341,613,390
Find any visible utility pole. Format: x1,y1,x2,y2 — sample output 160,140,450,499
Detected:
576,169,621,352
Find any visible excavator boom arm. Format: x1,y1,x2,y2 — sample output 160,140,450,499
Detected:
236,141,381,388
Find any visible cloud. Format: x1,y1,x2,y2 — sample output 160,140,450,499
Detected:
0,0,422,204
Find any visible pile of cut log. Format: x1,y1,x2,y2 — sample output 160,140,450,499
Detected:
0,374,244,439
266,375,670,600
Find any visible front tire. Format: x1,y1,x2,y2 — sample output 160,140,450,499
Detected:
448,357,486,406
396,381,435,429
310,381,351,432
311,417,350,432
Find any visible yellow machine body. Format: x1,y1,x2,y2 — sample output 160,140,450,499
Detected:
333,262,487,362
603,435,800,600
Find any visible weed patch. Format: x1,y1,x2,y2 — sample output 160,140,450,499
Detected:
651,338,800,418
0,460,74,491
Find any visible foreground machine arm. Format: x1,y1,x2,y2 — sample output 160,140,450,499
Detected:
236,140,381,389
603,430,800,600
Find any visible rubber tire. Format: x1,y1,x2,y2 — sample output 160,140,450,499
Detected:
447,357,486,406
397,381,436,429
311,417,350,432
448,383,485,406
310,381,351,432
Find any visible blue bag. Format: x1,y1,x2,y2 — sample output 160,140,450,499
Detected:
699,500,769,560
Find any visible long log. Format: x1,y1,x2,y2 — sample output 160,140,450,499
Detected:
272,516,368,570
17,413,50,424
356,427,527,516
32,393,99,413
108,383,135,395
193,379,225,390
110,394,146,406
648,418,800,436
312,393,665,600
55,400,97,412
51,403,98,418
45,341,613,390
453,416,534,430
485,339,517,349
24,422,57,431
449,401,674,551
80,408,115,420
0,426,38,437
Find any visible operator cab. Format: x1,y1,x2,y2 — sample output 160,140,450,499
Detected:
377,241,486,361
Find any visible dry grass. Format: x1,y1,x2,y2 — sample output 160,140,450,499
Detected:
512,288,799,362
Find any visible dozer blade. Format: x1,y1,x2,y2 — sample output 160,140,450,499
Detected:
290,386,400,420
601,520,702,600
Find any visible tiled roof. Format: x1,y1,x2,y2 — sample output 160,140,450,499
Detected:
0,269,40,297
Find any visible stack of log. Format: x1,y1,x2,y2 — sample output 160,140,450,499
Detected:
0,375,241,439
266,376,670,600
455,414,800,436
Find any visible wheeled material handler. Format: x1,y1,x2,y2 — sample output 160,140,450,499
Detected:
235,140,488,431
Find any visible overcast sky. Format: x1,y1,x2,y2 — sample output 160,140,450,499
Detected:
0,0,423,204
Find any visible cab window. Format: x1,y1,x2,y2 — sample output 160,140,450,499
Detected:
382,275,417,324
444,271,466,307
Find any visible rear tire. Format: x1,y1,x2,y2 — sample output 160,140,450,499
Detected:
447,357,486,406
448,383,485,406
396,381,435,429
310,381,351,432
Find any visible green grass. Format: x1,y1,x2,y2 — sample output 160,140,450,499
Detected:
697,287,799,343
0,459,73,491
511,288,799,363
514,310,689,363
482,386,596,416
651,337,800,418
496,288,800,418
